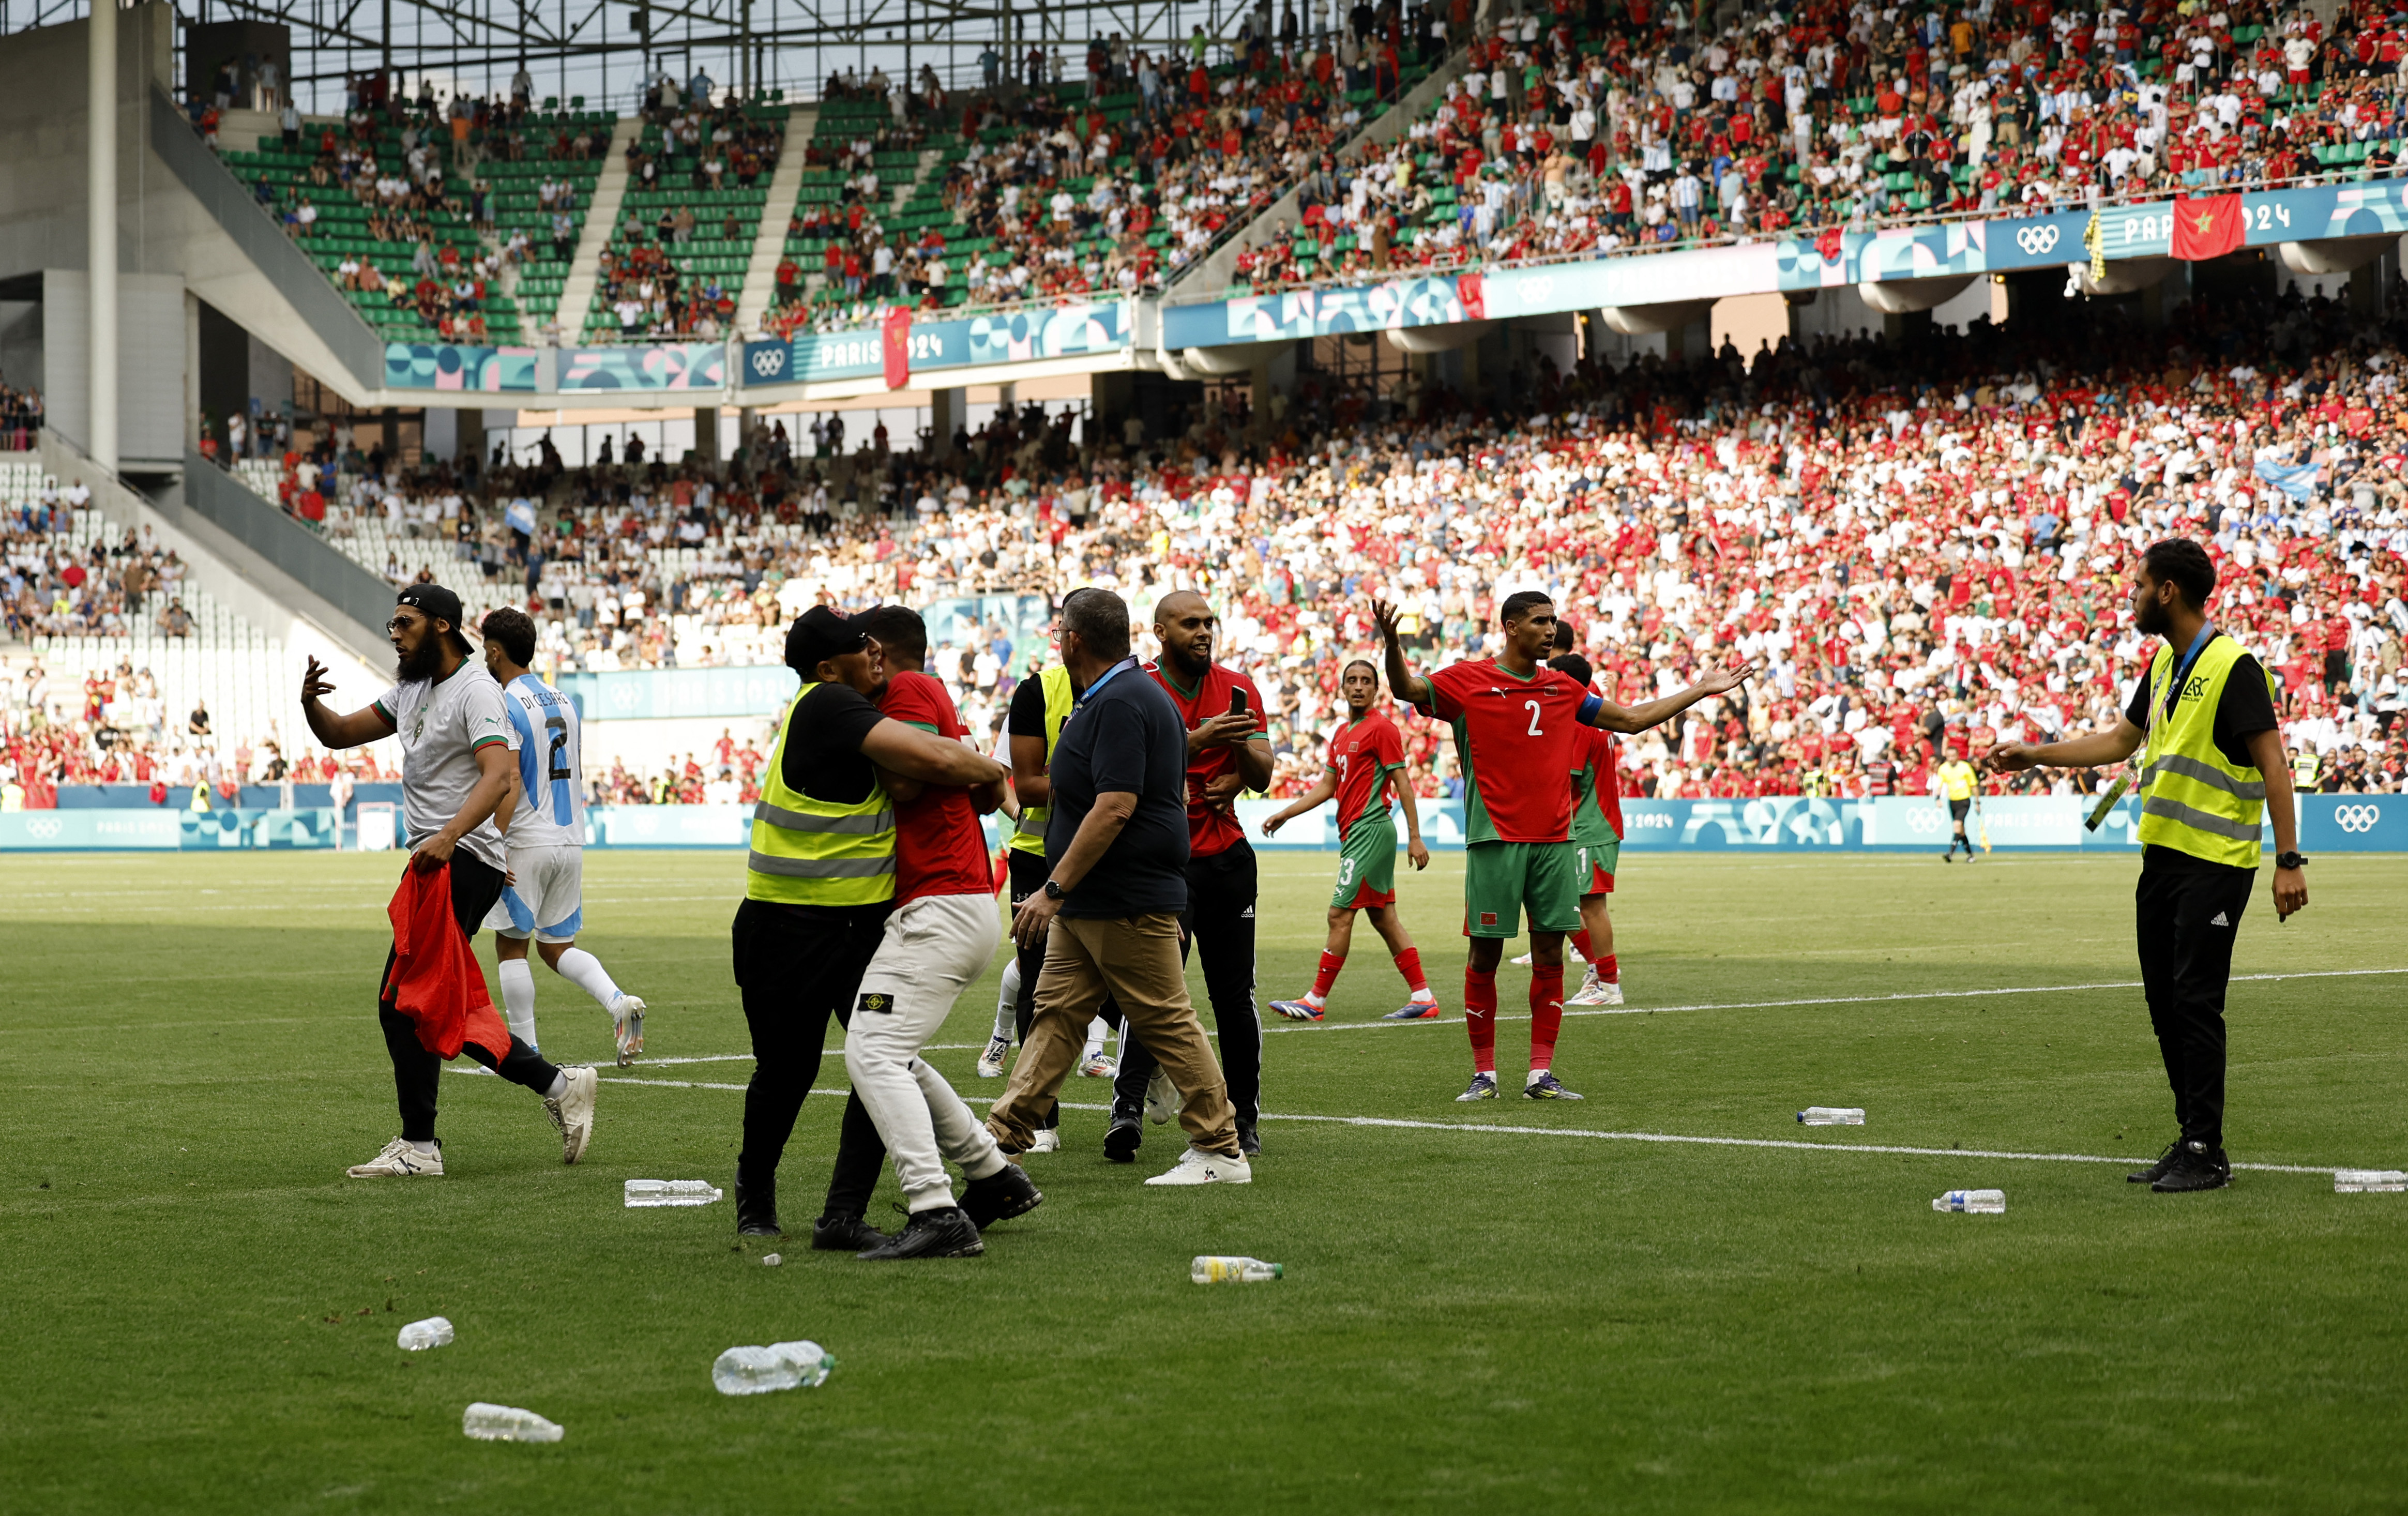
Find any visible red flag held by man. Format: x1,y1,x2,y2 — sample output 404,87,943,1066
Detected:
2170,194,2245,261
882,305,912,390
1456,270,1486,320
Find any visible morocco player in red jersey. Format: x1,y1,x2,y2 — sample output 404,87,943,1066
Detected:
1259,659,1436,1021
1372,592,1753,1102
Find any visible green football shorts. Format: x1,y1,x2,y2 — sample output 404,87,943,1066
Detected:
1461,839,1583,938
1331,811,1399,909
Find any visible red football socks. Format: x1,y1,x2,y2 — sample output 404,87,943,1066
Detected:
1464,968,1498,1074
1570,929,1595,962
1393,947,1428,994
1311,950,1344,999
1599,953,1619,983
1529,964,1566,1070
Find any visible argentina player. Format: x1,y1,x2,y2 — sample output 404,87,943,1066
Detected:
478,608,648,1065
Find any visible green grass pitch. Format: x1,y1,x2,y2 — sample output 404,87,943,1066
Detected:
3,847,2405,1513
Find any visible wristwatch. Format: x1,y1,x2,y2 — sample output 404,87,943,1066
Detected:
2276,852,2308,870
1043,878,1067,901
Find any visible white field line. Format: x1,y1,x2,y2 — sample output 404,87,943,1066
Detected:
440,1070,2358,1177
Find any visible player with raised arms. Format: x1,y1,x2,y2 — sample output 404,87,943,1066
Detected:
1261,658,1437,1022
1371,593,1755,1101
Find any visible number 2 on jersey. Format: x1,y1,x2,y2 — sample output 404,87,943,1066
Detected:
1524,699,1543,737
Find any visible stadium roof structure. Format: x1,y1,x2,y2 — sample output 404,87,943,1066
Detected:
3,0,1252,113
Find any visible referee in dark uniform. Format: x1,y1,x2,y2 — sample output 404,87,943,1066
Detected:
1987,540,2310,1193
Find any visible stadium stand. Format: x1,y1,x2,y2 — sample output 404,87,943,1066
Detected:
580,97,789,340
1259,0,2408,290
768,36,1439,333
215,96,613,343
137,277,2408,806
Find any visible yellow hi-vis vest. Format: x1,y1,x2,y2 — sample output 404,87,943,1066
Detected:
745,681,897,906
2135,634,2274,870
1006,664,1076,858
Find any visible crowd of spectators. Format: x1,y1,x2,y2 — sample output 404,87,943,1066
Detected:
0,497,202,643
160,277,2402,806
766,9,1440,335
0,383,42,452
1245,0,2408,292
594,90,787,341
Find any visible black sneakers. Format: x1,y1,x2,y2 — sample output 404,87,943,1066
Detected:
811,1212,892,1251
857,1205,986,1260
960,1163,1043,1230
2151,1141,2232,1193
735,1176,781,1238
1237,1119,1261,1156
1103,1111,1143,1163
2127,1141,2182,1185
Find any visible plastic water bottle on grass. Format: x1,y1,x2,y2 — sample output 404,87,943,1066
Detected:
1932,1189,2006,1214
463,1404,563,1442
397,1316,453,1351
2334,1170,2408,1193
625,1179,722,1207
712,1341,836,1395
1192,1255,1283,1283
1797,1107,1866,1126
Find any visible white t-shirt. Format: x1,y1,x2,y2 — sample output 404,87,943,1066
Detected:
377,662,518,871
499,673,587,852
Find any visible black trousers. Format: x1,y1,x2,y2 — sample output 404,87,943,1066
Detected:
730,898,888,1220
377,852,562,1144
2134,849,2256,1150
1112,841,1262,1127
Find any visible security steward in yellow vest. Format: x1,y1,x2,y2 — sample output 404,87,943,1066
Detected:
1986,539,2309,1194
734,605,1010,1245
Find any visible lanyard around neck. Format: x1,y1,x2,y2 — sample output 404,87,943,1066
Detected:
1076,656,1140,707
2152,623,2216,735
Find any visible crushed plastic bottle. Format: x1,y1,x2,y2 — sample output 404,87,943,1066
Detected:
1191,1255,1283,1284
711,1341,836,1396
761,1253,782,1267
1796,1107,1867,1126
462,1403,564,1443
2334,1170,2408,1193
625,1179,723,1207
396,1316,454,1351
1932,1189,2007,1214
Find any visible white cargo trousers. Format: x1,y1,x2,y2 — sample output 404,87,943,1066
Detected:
847,891,1011,1211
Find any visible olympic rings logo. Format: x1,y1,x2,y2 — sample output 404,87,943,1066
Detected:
749,347,788,378
2335,804,2384,833
2016,224,2061,255
1906,808,1943,833
24,816,61,839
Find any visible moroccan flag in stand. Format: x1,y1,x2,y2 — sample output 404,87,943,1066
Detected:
2170,194,2245,261
1456,270,1486,320
881,305,912,390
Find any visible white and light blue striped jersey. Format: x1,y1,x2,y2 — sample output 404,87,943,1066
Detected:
500,673,586,850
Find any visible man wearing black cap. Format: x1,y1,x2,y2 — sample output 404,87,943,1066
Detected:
302,583,600,1177
733,604,1015,1251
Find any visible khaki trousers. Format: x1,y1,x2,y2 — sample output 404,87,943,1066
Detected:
987,911,1239,1158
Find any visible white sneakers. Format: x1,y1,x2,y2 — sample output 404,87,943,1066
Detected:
976,1035,1012,1078
1027,1128,1062,1154
1143,1145,1253,1186
347,1136,443,1178
1145,1068,1177,1126
1567,971,1625,1007
610,994,646,1065
543,1066,599,1164
1078,1051,1118,1079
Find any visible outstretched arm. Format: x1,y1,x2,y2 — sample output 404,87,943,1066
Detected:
1260,768,1336,836
861,717,1011,787
1370,598,1433,708
1984,717,2146,773
1585,655,1759,734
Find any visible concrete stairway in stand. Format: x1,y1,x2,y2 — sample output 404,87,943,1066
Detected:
734,103,817,338
555,115,646,344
